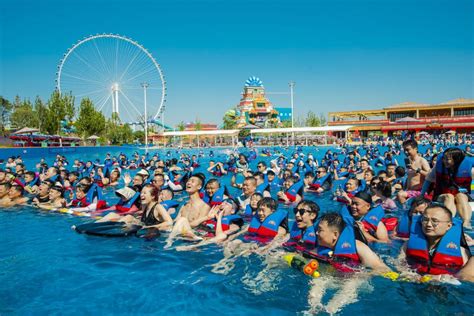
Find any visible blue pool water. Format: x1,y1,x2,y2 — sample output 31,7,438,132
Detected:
1,146,474,315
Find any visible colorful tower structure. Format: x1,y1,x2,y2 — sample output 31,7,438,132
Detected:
235,76,280,128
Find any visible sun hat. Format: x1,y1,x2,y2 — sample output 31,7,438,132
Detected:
137,169,149,177
115,187,136,200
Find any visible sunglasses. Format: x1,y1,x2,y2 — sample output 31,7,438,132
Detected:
293,208,313,216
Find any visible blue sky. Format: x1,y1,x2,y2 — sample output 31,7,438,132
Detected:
0,0,473,126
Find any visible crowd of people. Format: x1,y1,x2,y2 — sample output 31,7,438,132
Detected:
1,137,473,286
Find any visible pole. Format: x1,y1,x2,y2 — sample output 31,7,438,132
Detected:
289,81,295,146
142,83,149,153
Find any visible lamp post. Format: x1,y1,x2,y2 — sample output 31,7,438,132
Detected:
289,81,295,145
141,82,149,153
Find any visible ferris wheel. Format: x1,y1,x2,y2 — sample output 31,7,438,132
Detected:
56,34,166,124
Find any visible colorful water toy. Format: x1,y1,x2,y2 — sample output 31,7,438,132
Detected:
283,253,320,278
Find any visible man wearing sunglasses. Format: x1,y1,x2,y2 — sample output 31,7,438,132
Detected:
286,201,319,249
405,204,471,277
305,167,332,193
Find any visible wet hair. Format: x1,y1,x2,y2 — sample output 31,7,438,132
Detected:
51,185,64,197
244,176,257,186
254,172,265,181
443,147,465,169
395,166,405,177
287,175,299,185
376,181,392,198
191,173,206,186
354,191,373,205
11,185,24,196
319,212,345,233
25,171,36,179
257,197,277,212
0,182,11,190
409,196,430,215
206,178,220,188
424,204,453,221
143,184,160,201
80,177,92,185
296,200,320,217
76,183,91,193
251,192,263,200
161,188,174,199
364,169,375,177
403,139,418,150
346,177,360,187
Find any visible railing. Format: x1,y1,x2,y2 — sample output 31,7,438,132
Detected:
329,115,474,125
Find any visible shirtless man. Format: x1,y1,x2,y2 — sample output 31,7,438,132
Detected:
0,182,11,205
166,173,210,246
397,139,430,204
0,185,29,207
237,177,257,211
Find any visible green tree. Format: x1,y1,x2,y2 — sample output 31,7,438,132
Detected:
281,120,293,128
75,98,106,138
10,98,39,129
105,120,133,145
43,90,75,135
133,130,145,143
35,96,47,133
0,96,12,136
305,111,327,127
194,119,202,131
177,121,185,131
223,111,237,129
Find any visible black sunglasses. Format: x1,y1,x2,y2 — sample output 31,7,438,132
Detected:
293,208,313,216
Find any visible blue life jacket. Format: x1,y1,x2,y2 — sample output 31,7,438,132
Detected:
24,175,39,187
284,180,304,202
246,209,288,242
243,204,254,217
309,173,331,190
434,154,472,198
86,183,103,203
204,214,244,233
396,211,411,238
289,222,317,246
115,192,140,213
406,215,467,275
203,186,227,206
359,205,385,237
303,218,361,272
256,182,270,195
160,199,180,211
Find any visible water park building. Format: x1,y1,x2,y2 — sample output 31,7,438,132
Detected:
229,77,281,128
328,98,474,137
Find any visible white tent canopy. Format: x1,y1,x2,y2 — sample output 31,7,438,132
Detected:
13,127,40,134
250,125,353,134
162,129,240,137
